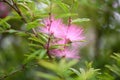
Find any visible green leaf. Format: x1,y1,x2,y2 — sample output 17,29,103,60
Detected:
6,29,18,33
41,0,50,5
38,49,47,59
38,33,48,43
3,29,28,36
29,43,41,48
66,60,78,68
72,18,90,23
17,0,33,3
38,60,57,72
24,50,41,64
111,53,120,65
105,53,120,77
26,20,40,30
36,72,60,80
71,62,99,80
55,0,69,13
16,31,28,36
106,65,120,76
56,13,77,18
49,43,69,50
70,68,80,76
0,17,11,29
18,2,33,17
28,35,46,45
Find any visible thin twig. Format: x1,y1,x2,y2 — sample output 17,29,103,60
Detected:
0,64,26,80
46,0,53,59
2,0,18,13
46,36,52,59
2,0,37,35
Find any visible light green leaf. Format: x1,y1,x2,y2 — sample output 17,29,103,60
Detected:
38,60,58,72
15,31,28,36
0,17,11,29
70,68,81,76
72,18,90,23
24,50,41,64
55,0,69,13
17,0,33,3
26,20,40,30
56,13,77,18
6,29,18,33
28,34,46,45
38,49,47,59
36,72,60,80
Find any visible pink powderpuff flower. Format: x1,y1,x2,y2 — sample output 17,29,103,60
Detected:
39,16,85,59
39,16,85,43
50,48,80,59
40,16,65,37
65,24,85,43
49,39,81,59
51,24,85,51
62,48,80,59
51,24,85,44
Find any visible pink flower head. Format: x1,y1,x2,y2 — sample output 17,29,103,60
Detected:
50,23,85,44
65,24,85,43
50,48,80,59
39,16,85,59
40,16,65,36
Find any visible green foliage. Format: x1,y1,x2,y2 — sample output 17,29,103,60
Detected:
106,53,120,77
28,33,47,50
36,60,100,80
0,17,11,33
36,59,78,80
98,73,115,80
0,0,120,80
70,62,99,80
23,49,46,64
26,20,41,30
54,0,70,13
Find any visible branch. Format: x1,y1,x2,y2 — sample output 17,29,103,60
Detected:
3,0,27,23
0,64,26,80
2,0,37,35
45,0,53,59
46,34,52,59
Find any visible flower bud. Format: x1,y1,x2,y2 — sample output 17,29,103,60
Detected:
0,2,10,18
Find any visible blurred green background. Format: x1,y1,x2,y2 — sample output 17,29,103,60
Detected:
0,0,120,80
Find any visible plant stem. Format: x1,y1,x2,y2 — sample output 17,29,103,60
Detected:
46,13,53,59
46,0,53,59
0,64,26,80
2,0,37,35
46,34,52,59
